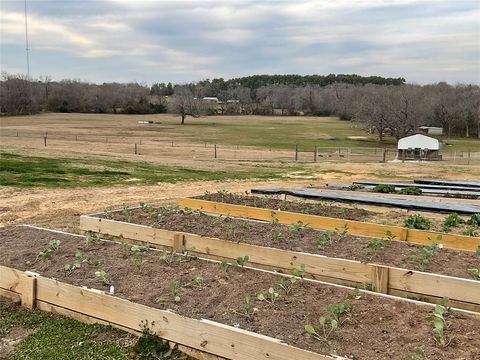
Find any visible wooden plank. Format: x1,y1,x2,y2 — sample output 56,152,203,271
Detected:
35,276,335,360
183,233,372,284
36,301,224,360
178,198,480,252
371,265,389,293
80,215,174,247
0,265,23,292
0,288,21,303
388,267,480,305
20,275,36,309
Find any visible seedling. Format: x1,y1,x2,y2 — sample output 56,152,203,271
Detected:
462,228,478,237
132,320,173,359
305,301,350,342
426,299,453,348
288,221,309,233
130,245,149,272
315,231,333,248
363,235,391,260
467,267,480,280
273,229,283,242
228,224,237,238
103,208,113,219
257,287,279,306
235,293,256,319
218,260,232,279
467,213,480,227
95,270,112,285
122,206,131,222
326,302,351,324
405,345,428,360
242,222,253,231
64,263,81,272
405,214,432,230
37,240,61,260
410,242,439,271
443,213,462,228
292,264,306,278
193,275,204,287
75,249,99,266
84,232,99,248
181,222,191,231
159,250,177,266
170,280,181,302
278,277,298,295
334,224,349,240
476,245,480,259
235,255,249,267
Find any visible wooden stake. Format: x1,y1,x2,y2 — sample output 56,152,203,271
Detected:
173,233,184,252
295,145,298,161
20,274,36,309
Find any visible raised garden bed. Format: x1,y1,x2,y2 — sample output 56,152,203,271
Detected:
80,206,480,312
1,226,480,360
197,192,480,237
179,197,480,252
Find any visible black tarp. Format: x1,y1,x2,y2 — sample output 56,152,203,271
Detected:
251,188,480,214
353,181,480,192
414,179,480,188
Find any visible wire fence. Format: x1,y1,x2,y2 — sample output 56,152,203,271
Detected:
1,129,479,165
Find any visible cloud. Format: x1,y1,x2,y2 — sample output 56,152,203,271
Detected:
0,0,478,84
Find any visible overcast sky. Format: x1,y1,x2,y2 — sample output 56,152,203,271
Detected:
1,0,479,84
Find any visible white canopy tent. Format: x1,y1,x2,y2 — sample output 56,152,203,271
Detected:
397,134,442,160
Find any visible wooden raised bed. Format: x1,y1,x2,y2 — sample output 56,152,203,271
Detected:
80,214,480,312
177,197,480,252
0,265,333,360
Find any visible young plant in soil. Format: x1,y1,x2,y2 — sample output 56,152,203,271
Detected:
228,224,237,239
64,262,81,272
130,245,149,273
122,206,131,222
277,276,298,295
405,345,428,360
37,239,61,261
288,221,309,233
95,270,112,286
292,264,306,278
334,224,349,240
75,249,100,266
426,298,453,348
362,232,393,261
467,267,480,280
304,302,351,342
405,214,433,230
315,231,333,249
466,213,480,227
218,260,232,279
159,250,178,266
193,275,204,287
234,293,256,319
235,255,249,267
84,232,99,248
155,280,182,304
443,213,463,232
410,242,439,271
462,228,478,237
273,229,283,242
257,287,280,306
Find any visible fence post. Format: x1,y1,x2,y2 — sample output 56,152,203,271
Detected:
295,144,298,161
401,150,405,163
214,144,217,159
382,148,386,163
314,146,317,162
468,150,471,165
173,233,185,252
135,143,138,155
44,136,47,147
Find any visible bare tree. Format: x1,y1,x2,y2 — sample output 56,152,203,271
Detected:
168,86,203,124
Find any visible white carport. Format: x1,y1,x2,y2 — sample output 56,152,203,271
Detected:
397,134,442,160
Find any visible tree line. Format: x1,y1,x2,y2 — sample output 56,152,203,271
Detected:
1,72,478,138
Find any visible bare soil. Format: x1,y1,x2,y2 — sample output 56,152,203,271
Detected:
100,207,480,280
1,226,479,360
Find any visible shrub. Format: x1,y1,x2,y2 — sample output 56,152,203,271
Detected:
373,184,396,193
467,213,480,227
443,213,463,228
405,214,432,230
399,186,422,195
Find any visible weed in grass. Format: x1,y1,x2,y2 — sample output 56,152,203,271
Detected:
132,320,175,359
95,270,112,286
405,345,428,360
37,240,61,261
410,242,439,271
257,287,279,306
235,255,249,267
426,298,453,348
405,214,433,230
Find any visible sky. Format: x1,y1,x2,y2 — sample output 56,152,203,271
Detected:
1,0,479,85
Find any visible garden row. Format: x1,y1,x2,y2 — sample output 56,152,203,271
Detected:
1,226,479,360
80,203,480,312
197,192,480,237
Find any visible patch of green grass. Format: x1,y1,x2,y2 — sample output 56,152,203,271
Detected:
0,152,281,188
0,300,132,360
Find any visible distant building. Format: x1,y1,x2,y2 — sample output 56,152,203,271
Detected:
419,126,443,135
397,134,442,161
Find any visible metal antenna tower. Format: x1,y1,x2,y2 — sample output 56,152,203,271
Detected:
24,0,30,76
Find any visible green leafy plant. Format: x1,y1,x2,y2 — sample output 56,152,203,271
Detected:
75,249,99,266
467,267,480,280
273,229,283,242
235,293,256,319
132,320,174,359
37,240,61,260
462,228,478,237
193,275,204,286
242,222,253,231
410,242,439,271
228,224,237,238
130,245,149,272
315,231,333,248
334,224,349,240
84,232,99,248
278,277,298,295
443,213,463,228
95,270,112,285
373,184,396,193
122,206,131,222
103,207,113,219
159,250,177,266
466,213,480,227
304,302,351,342
288,221,309,233
476,245,480,259
405,345,428,360
169,280,181,302
405,214,433,230
363,236,391,260
257,287,279,306
64,262,81,272
426,298,453,348
292,264,306,278
399,186,422,195
218,260,232,279
235,255,249,267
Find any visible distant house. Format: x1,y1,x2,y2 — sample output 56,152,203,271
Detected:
419,126,443,136
397,134,442,161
